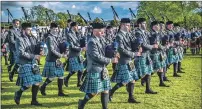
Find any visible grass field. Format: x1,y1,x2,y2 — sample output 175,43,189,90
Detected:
1,51,202,109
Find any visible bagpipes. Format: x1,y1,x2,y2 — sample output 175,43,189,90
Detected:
78,13,89,48
6,9,14,24
131,37,143,52
67,10,72,20
129,8,137,30
102,6,120,58
105,41,119,58
111,6,120,35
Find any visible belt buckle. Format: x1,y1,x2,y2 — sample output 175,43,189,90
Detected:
56,59,62,68
129,61,135,70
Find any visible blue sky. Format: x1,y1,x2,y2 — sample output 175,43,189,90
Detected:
1,1,140,22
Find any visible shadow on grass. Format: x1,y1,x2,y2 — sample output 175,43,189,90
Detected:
2,91,85,100
1,99,101,108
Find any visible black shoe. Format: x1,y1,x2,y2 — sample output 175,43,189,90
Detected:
159,83,170,87
177,70,185,73
9,73,13,82
78,99,84,109
31,101,42,106
173,74,181,77
163,77,170,81
58,92,68,97
14,91,21,105
128,98,141,103
40,86,46,96
145,89,158,94
64,77,69,87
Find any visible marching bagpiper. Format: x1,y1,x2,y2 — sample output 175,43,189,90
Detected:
149,21,169,87
133,18,157,94
79,22,117,109
40,22,68,97
110,18,141,103
159,21,170,81
173,23,185,73
166,21,181,77
14,22,42,106
64,22,85,87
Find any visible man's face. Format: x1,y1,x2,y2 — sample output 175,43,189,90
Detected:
24,27,32,36
167,24,173,30
106,28,113,34
140,21,147,30
73,25,78,32
121,23,131,32
160,24,165,30
50,27,59,34
13,21,20,28
2,29,5,33
153,24,160,31
93,28,105,37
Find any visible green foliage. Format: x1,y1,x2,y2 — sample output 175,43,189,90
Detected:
137,1,202,29
93,17,102,23
110,20,117,27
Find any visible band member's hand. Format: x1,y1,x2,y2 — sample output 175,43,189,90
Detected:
166,44,170,48
139,47,143,53
136,52,141,56
112,58,118,63
115,53,120,58
35,55,41,61
82,47,86,51
153,44,158,48
170,43,173,46
62,54,68,59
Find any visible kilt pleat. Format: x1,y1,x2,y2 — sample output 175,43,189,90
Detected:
150,53,163,71
135,56,152,77
42,61,64,78
68,57,84,73
80,72,111,93
16,64,42,86
111,64,133,84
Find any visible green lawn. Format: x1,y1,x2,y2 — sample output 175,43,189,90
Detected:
1,51,201,109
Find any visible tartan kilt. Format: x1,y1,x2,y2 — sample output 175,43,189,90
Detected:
167,48,174,64
172,52,179,63
68,57,84,73
161,59,167,68
147,63,154,74
130,68,139,81
111,64,133,84
42,61,64,78
16,64,42,86
161,52,167,68
150,53,162,71
134,56,152,77
80,72,111,93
